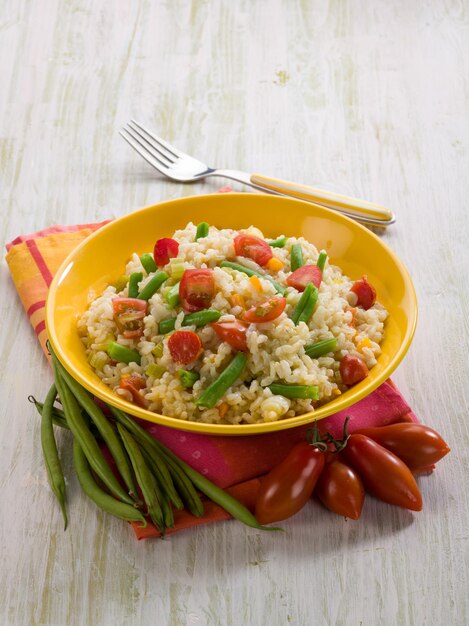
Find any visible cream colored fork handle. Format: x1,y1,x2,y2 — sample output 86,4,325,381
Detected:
250,173,394,224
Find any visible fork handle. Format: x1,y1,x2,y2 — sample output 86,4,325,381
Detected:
250,174,394,225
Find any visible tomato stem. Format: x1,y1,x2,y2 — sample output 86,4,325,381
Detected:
306,416,351,453
305,425,328,452
325,416,351,453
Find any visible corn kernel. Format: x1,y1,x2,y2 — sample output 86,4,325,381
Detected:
218,402,229,417
356,337,372,353
249,275,263,292
230,294,245,308
267,257,284,272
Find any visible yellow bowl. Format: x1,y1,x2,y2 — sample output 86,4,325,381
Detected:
46,193,417,436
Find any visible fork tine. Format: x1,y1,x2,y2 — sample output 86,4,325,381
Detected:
120,128,171,173
129,119,183,160
123,123,175,165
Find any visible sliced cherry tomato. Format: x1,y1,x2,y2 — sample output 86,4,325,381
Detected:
353,423,450,471
119,374,147,408
122,328,144,339
340,354,369,385
211,320,249,351
179,269,215,313
234,234,273,267
255,442,326,524
342,434,422,511
154,237,179,267
315,458,365,520
112,298,148,334
287,265,322,291
168,330,202,364
243,297,287,323
350,275,376,310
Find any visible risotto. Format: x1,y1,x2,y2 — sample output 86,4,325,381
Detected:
78,222,388,425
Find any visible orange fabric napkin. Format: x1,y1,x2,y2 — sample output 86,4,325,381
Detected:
6,219,421,539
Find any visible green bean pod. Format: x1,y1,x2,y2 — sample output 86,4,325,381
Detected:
291,283,315,325
195,353,247,409
58,367,139,500
195,222,209,240
138,271,168,300
40,383,68,530
29,395,69,430
178,369,200,388
117,424,165,532
138,441,184,511
109,406,183,510
304,338,337,359
267,382,319,399
165,281,180,308
140,253,157,274
290,243,304,271
159,309,221,335
220,261,287,295
158,453,204,517
128,272,143,298
297,285,318,324
73,440,147,525
267,236,288,248
107,342,141,365
51,353,134,505
140,448,175,527
316,250,327,272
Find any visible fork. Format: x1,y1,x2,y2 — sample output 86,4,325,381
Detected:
120,120,395,226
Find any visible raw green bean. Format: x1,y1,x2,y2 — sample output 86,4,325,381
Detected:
290,243,304,271
107,342,141,365
138,271,168,300
73,440,146,525
195,221,209,240
291,282,315,325
140,253,157,274
29,395,69,430
267,236,288,248
159,309,221,335
178,369,200,388
108,406,183,510
267,383,320,400
108,407,202,516
59,366,139,500
316,251,327,272
161,455,204,517
40,383,68,530
117,424,165,532
128,272,143,298
151,440,281,531
304,338,338,359
297,285,318,325
195,353,247,409
220,261,287,295
164,281,180,308
50,352,134,505
140,448,175,527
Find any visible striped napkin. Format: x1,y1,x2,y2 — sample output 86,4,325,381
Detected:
6,217,420,539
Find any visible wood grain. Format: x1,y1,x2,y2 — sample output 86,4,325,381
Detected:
1,0,468,624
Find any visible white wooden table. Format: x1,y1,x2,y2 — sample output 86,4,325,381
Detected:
1,2,468,624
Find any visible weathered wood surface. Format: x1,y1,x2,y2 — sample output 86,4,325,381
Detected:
1,1,468,624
